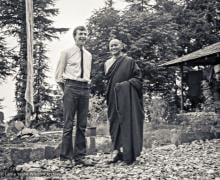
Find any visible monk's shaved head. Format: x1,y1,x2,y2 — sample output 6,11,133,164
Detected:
109,39,122,47
109,39,123,57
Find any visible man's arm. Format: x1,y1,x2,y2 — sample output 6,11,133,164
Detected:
55,51,67,92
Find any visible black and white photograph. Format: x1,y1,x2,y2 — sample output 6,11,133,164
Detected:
0,0,220,179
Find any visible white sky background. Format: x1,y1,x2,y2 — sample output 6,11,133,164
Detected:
0,0,128,122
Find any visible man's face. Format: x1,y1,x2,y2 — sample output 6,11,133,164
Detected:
74,29,88,47
109,39,123,56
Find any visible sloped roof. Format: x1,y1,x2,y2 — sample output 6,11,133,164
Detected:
161,42,220,67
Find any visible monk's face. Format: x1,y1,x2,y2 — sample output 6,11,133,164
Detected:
109,39,123,56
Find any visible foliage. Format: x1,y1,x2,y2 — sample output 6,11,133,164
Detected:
119,2,179,95
31,0,68,127
49,87,64,128
87,0,179,98
0,35,16,111
87,0,220,113
32,42,52,127
0,36,16,81
88,94,106,127
0,2,17,113
174,0,220,55
144,93,176,128
1,0,219,127
87,5,121,95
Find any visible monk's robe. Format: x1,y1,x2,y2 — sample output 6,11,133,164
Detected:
105,54,144,164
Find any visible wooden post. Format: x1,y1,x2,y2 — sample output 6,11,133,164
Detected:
25,103,32,127
25,0,34,127
180,65,184,113
86,127,97,155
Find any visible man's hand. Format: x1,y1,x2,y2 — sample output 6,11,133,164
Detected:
58,82,64,92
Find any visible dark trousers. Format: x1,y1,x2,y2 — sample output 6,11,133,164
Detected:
60,80,90,161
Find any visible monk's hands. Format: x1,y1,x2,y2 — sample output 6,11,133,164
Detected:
115,81,129,87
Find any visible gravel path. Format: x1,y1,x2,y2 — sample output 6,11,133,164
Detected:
12,139,220,179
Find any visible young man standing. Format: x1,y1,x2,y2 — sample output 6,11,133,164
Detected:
55,26,94,168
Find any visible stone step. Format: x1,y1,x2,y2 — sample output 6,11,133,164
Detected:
0,143,60,166
0,134,111,166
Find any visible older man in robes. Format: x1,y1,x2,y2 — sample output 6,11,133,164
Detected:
105,39,144,165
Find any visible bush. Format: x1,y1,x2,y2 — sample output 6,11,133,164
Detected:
88,95,106,127
144,93,176,128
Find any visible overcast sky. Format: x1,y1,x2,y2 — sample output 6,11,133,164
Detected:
0,0,128,122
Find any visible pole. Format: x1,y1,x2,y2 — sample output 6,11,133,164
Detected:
180,65,184,113
25,0,34,127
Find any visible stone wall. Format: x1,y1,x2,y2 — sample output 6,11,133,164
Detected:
173,112,220,144
0,130,111,166
143,112,220,148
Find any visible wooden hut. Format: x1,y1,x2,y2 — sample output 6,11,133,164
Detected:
160,42,220,111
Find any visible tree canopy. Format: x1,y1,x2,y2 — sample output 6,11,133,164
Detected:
87,0,220,98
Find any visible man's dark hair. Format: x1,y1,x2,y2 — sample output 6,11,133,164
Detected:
73,26,86,37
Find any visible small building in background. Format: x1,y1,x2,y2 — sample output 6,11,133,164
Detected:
160,42,220,113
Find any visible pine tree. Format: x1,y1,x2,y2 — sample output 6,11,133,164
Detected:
0,0,68,124
0,1,18,111
0,36,16,80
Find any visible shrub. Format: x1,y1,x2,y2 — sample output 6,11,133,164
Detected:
88,95,106,127
144,93,176,128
